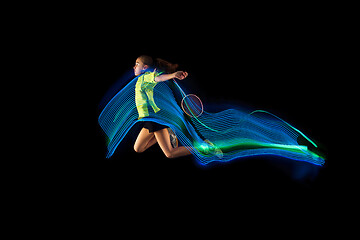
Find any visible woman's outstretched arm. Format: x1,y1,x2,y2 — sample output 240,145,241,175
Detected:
155,71,188,82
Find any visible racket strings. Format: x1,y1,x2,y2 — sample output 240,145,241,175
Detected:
181,94,203,117
173,79,203,118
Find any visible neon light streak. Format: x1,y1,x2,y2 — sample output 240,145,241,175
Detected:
99,75,325,166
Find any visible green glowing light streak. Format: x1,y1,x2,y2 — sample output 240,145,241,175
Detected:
195,138,324,160
249,110,318,148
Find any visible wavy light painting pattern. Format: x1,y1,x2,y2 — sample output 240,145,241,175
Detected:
99,76,325,166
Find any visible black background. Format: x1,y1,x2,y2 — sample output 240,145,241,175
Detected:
48,5,343,222
7,3,355,235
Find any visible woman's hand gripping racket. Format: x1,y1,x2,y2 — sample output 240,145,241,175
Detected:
172,72,203,118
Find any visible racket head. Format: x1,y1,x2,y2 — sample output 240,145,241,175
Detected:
181,94,203,117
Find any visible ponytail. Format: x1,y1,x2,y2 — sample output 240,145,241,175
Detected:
155,58,179,74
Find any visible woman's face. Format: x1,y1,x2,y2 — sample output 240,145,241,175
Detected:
133,58,147,76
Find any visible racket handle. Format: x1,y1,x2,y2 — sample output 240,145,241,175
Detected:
172,79,186,97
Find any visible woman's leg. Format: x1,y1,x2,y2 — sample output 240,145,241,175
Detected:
134,128,157,153
154,128,192,158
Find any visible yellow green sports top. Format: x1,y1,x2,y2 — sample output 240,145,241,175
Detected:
135,70,163,119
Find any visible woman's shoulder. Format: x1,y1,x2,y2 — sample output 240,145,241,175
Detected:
143,70,163,82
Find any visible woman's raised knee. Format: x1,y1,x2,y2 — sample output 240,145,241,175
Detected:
134,144,144,153
164,150,175,159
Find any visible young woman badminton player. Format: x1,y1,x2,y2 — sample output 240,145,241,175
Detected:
99,55,324,167
132,55,194,158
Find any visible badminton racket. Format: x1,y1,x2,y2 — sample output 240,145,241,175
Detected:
173,79,203,118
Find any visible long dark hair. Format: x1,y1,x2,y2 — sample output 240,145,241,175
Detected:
155,58,179,73
138,55,178,74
